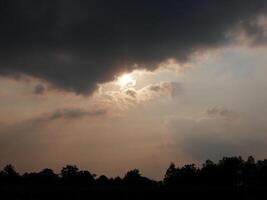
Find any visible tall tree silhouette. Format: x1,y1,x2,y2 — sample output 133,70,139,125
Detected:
164,163,178,185
61,165,95,185
200,160,220,185
123,169,156,186
218,156,244,186
2,164,19,183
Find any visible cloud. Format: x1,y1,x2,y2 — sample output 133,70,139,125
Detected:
138,82,182,100
205,106,238,119
0,106,108,167
124,88,137,98
102,81,182,109
33,83,46,95
35,108,108,122
0,1,266,94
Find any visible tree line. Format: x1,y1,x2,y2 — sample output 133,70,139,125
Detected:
1,156,267,188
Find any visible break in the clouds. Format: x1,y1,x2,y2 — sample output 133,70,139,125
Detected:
0,0,267,94
101,81,182,110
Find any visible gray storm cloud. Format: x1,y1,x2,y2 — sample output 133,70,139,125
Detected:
0,0,266,94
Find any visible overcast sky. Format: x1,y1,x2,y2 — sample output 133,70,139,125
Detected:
0,0,267,180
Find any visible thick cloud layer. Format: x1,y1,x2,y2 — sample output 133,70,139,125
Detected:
0,0,266,94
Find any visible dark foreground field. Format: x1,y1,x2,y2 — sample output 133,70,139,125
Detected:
0,185,266,200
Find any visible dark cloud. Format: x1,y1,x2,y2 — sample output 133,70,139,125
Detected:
205,106,237,119
0,0,266,94
147,85,161,92
34,83,46,95
49,108,106,120
35,108,108,122
125,88,137,98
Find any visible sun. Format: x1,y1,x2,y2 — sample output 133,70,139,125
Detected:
117,73,136,89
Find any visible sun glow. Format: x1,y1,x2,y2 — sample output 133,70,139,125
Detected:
117,73,136,89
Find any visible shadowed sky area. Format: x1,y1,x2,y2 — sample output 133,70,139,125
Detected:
0,1,267,180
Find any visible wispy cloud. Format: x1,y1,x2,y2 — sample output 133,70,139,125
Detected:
35,108,108,123
205,106,238,119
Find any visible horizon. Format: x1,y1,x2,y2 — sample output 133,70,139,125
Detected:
0,155,263,180
0,155,263,181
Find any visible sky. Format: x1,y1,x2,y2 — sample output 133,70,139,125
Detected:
0,0,267,180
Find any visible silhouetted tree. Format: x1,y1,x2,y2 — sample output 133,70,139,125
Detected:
241,156,257,187
164,163,198,186
123,169,156,186
177,164,199,185
60,165,95,185
61,165,80,184
164,163,178,185
22,172,39,184
2,164,20,183
38,168,58,184
78,170,96,185
257,159,267,186
1,155,267,190
111,176,123,186
200,160,220,185
218,156,244,186
96,175,110,186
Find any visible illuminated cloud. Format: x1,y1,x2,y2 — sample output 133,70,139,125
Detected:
101,81,182,110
